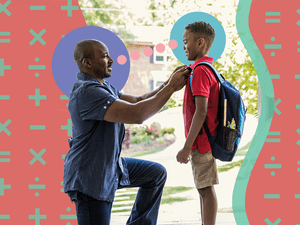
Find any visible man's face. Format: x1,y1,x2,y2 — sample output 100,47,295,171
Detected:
91,42,114,79
183,30,202,61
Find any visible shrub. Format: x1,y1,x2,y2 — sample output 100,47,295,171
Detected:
127,123,175,145
162,127,175,136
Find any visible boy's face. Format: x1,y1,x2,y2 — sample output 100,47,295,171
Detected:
183,30,205,61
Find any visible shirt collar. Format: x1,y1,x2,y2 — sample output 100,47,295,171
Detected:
188,56,214,70
77,72,101,83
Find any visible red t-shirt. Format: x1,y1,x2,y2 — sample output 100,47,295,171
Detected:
183,56,219,154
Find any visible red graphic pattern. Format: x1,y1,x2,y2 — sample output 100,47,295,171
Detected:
246,0,300,224
0,0,86,224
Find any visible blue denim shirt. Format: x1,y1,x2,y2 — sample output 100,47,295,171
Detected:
63,73,130,202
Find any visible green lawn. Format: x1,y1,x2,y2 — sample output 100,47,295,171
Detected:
217,159,244,173
112,186,193,213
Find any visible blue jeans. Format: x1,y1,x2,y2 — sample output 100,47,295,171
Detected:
74,158,167,225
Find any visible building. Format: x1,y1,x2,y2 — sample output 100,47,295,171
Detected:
120,25,176,95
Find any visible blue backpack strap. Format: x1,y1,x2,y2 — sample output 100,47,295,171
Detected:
189,61,223,137
197,62,224,84
189,62,224,96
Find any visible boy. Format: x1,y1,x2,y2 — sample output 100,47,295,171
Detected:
176,21,219,225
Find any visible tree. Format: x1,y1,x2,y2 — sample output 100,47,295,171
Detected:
78,0,135,39
78,0,258,115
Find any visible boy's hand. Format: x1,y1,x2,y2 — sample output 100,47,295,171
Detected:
176,147,192,164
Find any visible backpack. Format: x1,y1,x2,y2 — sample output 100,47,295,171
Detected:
189,62,246,161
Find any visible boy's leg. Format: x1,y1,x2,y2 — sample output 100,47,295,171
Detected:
190,150,219,225
200,195,204,224
118,157,167,225
198,186,217,225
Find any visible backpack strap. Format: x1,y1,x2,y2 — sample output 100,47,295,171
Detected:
190,62,224,87
203,121,212,138
189,62,223,137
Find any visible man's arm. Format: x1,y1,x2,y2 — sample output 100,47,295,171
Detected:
119,65,188,103
176,96,208,164
103,67,189,124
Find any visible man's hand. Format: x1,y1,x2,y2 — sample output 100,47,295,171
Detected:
163,65,187,86
167,66,190,92
176,146,192,164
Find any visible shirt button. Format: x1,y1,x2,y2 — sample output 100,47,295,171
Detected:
104,106,107,109
107,101,110,104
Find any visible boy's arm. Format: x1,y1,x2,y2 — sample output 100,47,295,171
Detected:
176,96,208,164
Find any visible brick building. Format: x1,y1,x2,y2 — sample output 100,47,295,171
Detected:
120,26,175,95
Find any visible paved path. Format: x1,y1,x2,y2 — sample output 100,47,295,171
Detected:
111,107,257,224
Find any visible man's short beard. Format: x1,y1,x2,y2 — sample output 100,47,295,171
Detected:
104,73,112,78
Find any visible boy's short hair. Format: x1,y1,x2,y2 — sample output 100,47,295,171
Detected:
185,21,215,49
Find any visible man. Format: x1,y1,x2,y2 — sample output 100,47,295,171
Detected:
63,39,189,225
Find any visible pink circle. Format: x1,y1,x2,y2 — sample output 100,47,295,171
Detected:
130,51,140,60
117,55,127,65
168,39,178,49
156,43,165,53
143,47,153,57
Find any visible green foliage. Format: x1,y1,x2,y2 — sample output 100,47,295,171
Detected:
127,122,175,146
162,127,175,136
78,0,134,40
117,28,135,39
155,137,164,144
160,98,179,112
171,0,177,8
217,159,244,173
172,50,258,115
129,123,162,144
112,186,193,213
162,186,193,195
213,52,258,115
79,0,116,25
131,134,152,144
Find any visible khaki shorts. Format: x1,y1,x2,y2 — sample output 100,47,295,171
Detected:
191,150,219,189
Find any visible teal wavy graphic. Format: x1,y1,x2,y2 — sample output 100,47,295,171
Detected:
233,0,274,224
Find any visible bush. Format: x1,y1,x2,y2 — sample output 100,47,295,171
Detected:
155,137,165,144
162,127,175,136
126,123,175,146
160,98,181,112
131,134,153,144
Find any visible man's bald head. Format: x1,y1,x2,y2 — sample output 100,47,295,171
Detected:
74,39,104,71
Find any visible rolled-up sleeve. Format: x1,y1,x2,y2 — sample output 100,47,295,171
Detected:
78,84,117,121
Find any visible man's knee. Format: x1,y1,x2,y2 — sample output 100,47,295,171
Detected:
154,162,167,184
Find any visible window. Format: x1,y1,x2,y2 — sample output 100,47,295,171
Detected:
152,45,173,64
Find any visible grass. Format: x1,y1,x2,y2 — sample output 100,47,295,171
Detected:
218,208,233,213
112,186,193,213
217,159,244,173
215,138,252,173
121,147,165,158
235,138,253,156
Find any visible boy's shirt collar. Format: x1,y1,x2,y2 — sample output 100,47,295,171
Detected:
188,56,214,70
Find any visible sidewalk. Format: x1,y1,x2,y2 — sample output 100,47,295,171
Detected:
111,107,257,225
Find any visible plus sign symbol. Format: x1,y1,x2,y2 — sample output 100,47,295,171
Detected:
28,89,47,106
29,208,46,224
0,58,11,76
61,0,78,17
0,178,11,196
